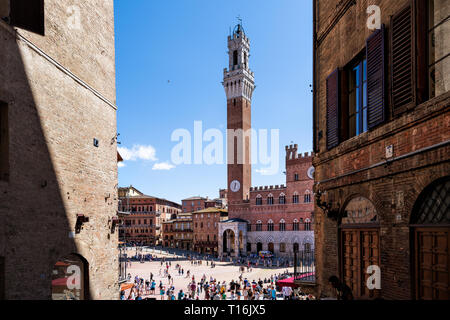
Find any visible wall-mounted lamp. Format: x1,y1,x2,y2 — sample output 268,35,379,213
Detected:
75,214,89,234
315,190,342,221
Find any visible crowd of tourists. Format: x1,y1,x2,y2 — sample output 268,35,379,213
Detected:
120,258,315,301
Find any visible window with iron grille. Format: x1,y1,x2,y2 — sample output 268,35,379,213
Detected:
411,177,450,225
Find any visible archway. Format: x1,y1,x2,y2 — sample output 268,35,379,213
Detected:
340,196,379,299
268,242,274,253
411,176,450,300
51,254,89,300
293,243,299,253
239,231,244,252
257,242,263,253
222,229,236,255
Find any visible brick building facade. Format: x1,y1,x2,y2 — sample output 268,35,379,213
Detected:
0,0,119,299
182,196,208,213
118,186,181,246
218,24,315,259
182,194,227,213
312,0,449,299
161,213,193,250
193,208,228,256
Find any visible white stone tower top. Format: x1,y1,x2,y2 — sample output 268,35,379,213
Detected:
223,24,255,102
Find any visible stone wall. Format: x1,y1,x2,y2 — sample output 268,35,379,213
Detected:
0,0,118,300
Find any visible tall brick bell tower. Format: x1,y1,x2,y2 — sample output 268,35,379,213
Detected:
223,23,255,208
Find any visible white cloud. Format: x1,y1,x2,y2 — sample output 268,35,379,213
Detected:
152,162,176,171
118,145,157,162
118,162,126,168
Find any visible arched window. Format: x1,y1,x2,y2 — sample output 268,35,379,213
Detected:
256,195,262,206
279,193,286,204
304,243,311,252
233,50,238,66
267,220,274,232
305,218,311,231
293,192,299,204
256,220,262,232
52,254,88,300
267,194,274,205
304,190,312,203
279,219,286,231
293,219,299,231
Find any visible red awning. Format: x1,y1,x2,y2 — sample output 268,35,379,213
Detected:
276,273,315,288
52,277,69,286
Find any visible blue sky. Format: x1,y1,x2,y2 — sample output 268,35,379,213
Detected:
114,0,313,203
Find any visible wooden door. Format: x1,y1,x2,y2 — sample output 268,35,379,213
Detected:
342,228,380,299
415,227,450,300
360,230,380,298
342,230,360,296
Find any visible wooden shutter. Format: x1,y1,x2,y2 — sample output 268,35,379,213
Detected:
326,69,340,150
10,0,45,35
390,2,415,115
366,25,386,129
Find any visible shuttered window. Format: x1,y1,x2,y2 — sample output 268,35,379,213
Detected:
326,69,340,150
10,0,45,35
366,25,386,129
390,2,415,115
